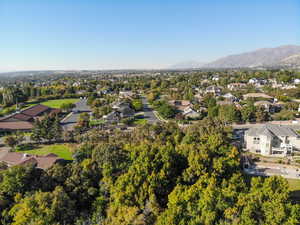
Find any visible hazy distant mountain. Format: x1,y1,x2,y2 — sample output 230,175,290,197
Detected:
169,61,206,69
280,53,300,67
170,45,300,69
203,45,300,68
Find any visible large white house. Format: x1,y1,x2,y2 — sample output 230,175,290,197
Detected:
244,124,300,156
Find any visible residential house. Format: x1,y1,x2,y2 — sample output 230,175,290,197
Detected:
205,86,222,96
0,104,60,132
222,93,237,102
227,83,247,91
294,79,300,85
244,124,300,156
103,111,120,123
194,94,203,103
103,101,135,123
112,101,131,110
0,152,64,170
294,78,300,85
72,82,81,87
243,93,273,100
112,101,134,117
212,75,219,81
254,101,280,113
118,106,135,118
281,84,297,90
119,91,134,99
248,78,267,87
182,107,200,119
168,100,191,111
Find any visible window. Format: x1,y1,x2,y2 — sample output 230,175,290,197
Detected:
253,137,260,144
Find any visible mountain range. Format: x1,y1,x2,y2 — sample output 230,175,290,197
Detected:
171,45,300,69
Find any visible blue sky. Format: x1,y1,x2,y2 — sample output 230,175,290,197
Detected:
0,0,300,71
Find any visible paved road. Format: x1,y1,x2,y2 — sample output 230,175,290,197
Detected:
61,98,92,131
243,155,300,179
141,97,160,124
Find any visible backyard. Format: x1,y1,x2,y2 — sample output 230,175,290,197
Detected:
17,144,73,160
287,179,300,203
288,178,300,191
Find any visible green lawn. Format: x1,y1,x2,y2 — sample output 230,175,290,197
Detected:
90,119,105,126
133,118,148,125
40,98,79,109
287,179,300,191
287,179,300,203
18,144,73,160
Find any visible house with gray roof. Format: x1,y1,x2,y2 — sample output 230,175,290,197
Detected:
103,111,120,123
244,124,300,156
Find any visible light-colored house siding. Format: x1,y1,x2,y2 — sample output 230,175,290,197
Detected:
244,124,300,156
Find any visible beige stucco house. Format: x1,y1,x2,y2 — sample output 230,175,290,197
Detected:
244,124,300,156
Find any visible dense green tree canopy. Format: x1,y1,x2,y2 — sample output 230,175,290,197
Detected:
0,119,299,225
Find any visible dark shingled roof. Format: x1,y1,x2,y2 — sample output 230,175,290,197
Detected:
0,112,32,122
11,113,33,121
21,104,52,117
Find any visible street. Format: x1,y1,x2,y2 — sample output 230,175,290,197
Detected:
243,155,300,179
141,97,160,124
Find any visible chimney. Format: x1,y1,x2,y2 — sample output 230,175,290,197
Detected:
22,153,29,159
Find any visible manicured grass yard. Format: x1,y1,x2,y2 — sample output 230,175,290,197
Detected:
287,179,300,203
287,179,300,191
18,144,73,160
133,118,148,125
40,98,79,109
90,119,105,126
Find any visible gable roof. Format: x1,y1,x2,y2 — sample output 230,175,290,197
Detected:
243,93,273,99
246,124,299,138
0,112,32,122
21,104,52,117
0,152,62,170
0,121,34,130
11,113,33,121
254,101,272,106
223,93,235,98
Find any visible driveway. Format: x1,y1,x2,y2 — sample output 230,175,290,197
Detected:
243,155,300,179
